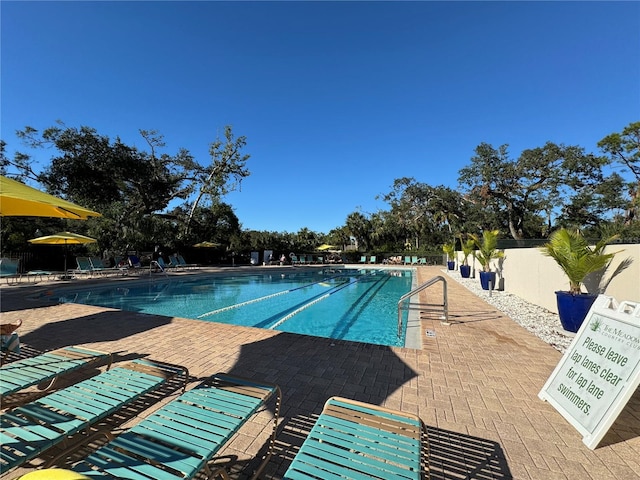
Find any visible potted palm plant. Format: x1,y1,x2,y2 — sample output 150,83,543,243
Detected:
470,230,504,290
459,236,475,278
442,241,456,270
540,228,627,333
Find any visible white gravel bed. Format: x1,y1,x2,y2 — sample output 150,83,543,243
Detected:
442,269,574,353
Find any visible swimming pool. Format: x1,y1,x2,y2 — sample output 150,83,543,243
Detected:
50,268,415,347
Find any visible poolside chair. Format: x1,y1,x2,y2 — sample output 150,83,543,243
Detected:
65,373,281,480
150,256,173,274
70,257,94,277
0,345,111,399
369,255,377,264
404,256,412,265
412,255,418,265
0,319,22,363
0,258,21,284
125,254,146,275
359,256,367,263
0,332,20,360
89,257,127,276
24,270,56,283
161,256,176,269
176,254,199,269
283,396,429,480
168,254,184,270
128,254,142,268
113,255,127,268
0,358,187,474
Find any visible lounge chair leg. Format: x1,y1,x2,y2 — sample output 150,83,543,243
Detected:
209,467,231,480
250,385,282,480
37,376,59,392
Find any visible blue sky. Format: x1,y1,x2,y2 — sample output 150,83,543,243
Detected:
2,1,639,234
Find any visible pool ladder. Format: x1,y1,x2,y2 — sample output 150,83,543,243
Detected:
397,275,448,337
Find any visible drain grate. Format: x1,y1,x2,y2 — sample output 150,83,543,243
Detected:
425,329,436,338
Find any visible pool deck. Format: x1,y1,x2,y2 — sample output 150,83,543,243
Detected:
1,265,639,479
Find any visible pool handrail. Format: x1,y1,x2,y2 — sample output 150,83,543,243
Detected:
398,275,448,337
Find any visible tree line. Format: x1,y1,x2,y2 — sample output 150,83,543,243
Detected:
1,121,638,262
343,121,639,252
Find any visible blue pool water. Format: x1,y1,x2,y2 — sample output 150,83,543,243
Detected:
52,268,414,347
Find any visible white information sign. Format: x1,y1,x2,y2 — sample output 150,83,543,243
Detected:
539,295,640,449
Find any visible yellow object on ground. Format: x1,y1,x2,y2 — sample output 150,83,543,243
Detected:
20,469,89,479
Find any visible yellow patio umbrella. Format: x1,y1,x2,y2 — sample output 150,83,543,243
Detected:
316,244,338,251
0,175,101,219
29,231,98,279
193,241,221,248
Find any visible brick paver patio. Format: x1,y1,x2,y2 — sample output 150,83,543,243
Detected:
1,265,638,479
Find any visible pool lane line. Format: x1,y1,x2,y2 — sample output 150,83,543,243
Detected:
196,274,347,318
267,271,385,330
329,273,392,341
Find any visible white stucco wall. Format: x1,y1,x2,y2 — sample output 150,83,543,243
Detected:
497,244,640,313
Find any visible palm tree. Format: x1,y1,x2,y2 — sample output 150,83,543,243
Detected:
346,212,371,251
540,228,619,295
459,235,475,266
470,230,504,272
442,241,456,263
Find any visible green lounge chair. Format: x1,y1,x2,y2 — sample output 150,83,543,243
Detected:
369,255,377,264
168,255,184,270
89,257,128,276
0,358,187,475
404,256,411,265
283,396,429,480
359,256,367,263
70,257,94,277
150,257,173,274
67,373,281,480
0,258,21,284
0,346,112,399
175,254,199,269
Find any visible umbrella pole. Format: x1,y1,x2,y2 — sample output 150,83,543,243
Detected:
64,240,69,280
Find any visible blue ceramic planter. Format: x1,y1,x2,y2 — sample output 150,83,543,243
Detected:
479,271,496,290
460,265,471,278
555,291,597,333
447,261,456,270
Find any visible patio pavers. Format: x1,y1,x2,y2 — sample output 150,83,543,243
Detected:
1,265,638,479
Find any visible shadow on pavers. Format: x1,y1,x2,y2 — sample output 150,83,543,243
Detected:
427,425,512,479
19,311,172,352
598,387,640,448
